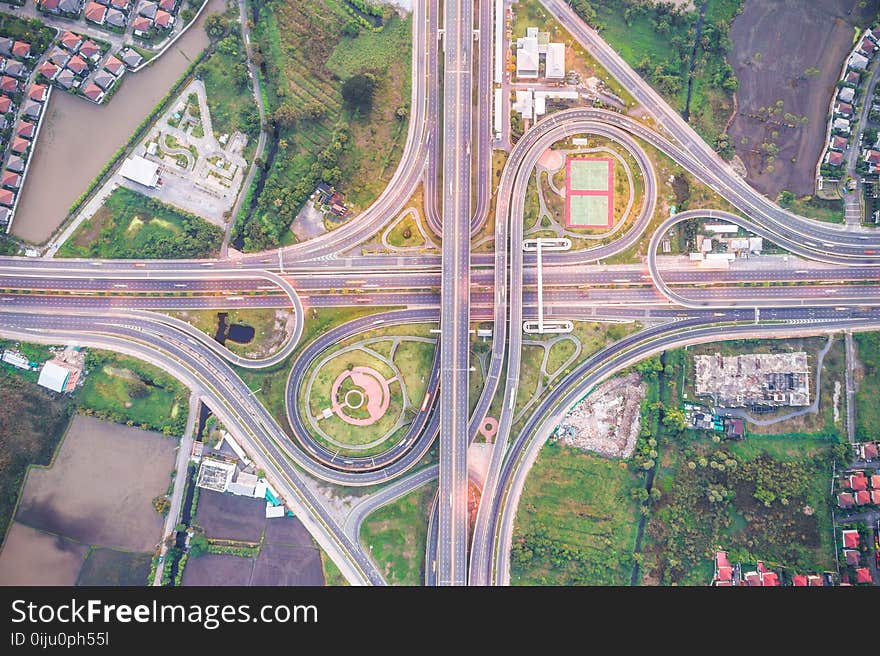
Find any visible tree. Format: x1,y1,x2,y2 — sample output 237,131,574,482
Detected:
189,533,209,557
272,103,299,128
341,73,378,113
662,407,688,432
204,13,228,39
342,20,361,38
777,190,795,209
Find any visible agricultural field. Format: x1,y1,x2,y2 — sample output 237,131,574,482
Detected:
77,350,189,436
238,0,412,251
853,331,880,442
58,187,223,259
0,416,175,585
510,444,643,585
0,365,72,544
360,482,435,585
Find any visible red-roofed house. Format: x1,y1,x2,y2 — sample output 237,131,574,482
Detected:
756,561,779,586
846,71,860,85
0,96,10,113
12,42,31,59
60,31,82,52
836,102,854,117
827,151,845,167
871,474,880,488
860,38,877,55
842,529,860,549
792,574,807,586
84,1,107,23
158,0,175,10
862,442,878,460
831,135,848,151
131,16,151,34
855,567,872,584
79,40,100,61
807,574,823,587
871,489,880,504
838,492,855,508
81,83,104,103
0,188,14,206
742,570,761,586
103,55,124,76
37,60,61,81
713,551,733,584
1,170,20,189
849,474,869,490
855,489,871,505
10,137,28,154
843,548,860,566
154,9,173,28
16,121,35,139
0,75,19,93
28,84,48,102
41,0,61,10
66,55,88,76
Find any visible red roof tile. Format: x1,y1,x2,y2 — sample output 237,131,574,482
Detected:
84,1,107,22
807,575,823,587
838,492,855,508
16,121,35,139
855,567,872,584
37,61,60,79
855,490,871,505
850,474,869,490
0,96,10,113
828,151,844,166
842,530,860,549
12,41,30,58
79,40,100,59
66,55,88,74
60,31,82,51
155,10,172,28
131,16,151,31
864,443,878,459
871,474,880,488
10,137,27,154
0,188,14,205
1,170,20,187
82,83,103,101
792,574,807,586
871,489,880,504
0,76,18,92
28,84,48,101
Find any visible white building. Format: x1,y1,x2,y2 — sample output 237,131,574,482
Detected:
516,35,539,78
850,52,869,71
514,89,534,121
545,42,565,79
838,86,855,103
119,155,159,187
37,361,74,393
1,349,30,370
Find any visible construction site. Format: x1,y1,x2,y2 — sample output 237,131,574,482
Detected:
694,352,811,409
553,373,645,458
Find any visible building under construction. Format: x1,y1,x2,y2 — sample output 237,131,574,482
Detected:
694,352,810,409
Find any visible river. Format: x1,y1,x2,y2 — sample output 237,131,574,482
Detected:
11,0,223,245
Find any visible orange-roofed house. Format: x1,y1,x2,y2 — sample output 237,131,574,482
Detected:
12,41,31,59
792,574,808,587
28,84,48,102
0,188,15,206
842,529,860,549
871,474,880,488
1,170,20,190
84,1,107,24
838,492,855,508
855,489,871,505
10,137,28,154
871,489,880,504
36,60,61,81
849,474,868,491
855,567,872,584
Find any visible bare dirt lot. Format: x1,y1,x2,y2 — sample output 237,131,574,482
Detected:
182,553,255,586
0,522,86,586
187,488,325,585
728,0,878,196
15,415,176,552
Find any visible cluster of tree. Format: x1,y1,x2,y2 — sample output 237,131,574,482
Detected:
510,526,627,585
204,13,230,40
341,73,378,114
777,190,795,209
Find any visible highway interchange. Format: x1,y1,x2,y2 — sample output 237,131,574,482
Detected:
2,0,880,586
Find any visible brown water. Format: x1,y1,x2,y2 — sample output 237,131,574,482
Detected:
11,0,222,244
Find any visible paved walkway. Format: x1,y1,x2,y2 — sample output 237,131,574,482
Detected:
845,331,856,443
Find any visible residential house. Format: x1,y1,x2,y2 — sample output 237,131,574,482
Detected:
138,1,158,18
833,117,851,134
36,61,61,81
106,8,127,28
154,9,173,29
47,46,71,68
59,31,82,52
842,529,860,549
131,16,152,35
28,84,48,102
22,100,42,121
0,76,19,94
110,0,129,10
792,574,808,586
55,68,76,89
0,39,10,57
846,70,860,85
12,42,31,59
855,489,871,505
0,207,9,224
16,121,35,139
849,473,868,491
855,567,872,583
838,491,855,508
93,69,114,91
158,0,176,10
872,473,880,488
79,41,101,62
850,52,869,70
66,55,89,76
6,156,24,173
872,489,880,504
712,551,733,586
843,549,860,566
0,96,11,114
838,86,855,104
757,562,779,586
40,0,62,12
84,1,108,23
59,0,83,11
104,55,124,76
835,100,853,116
0,188,15,206
4,60,26,79
1,170,20,189
827,150,845,167
831,135,848,151
860,37,877,56
119,48,143,68
861,442,878,460
81,83,104,103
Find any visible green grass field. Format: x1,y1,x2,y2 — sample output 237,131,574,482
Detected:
77,351,188,436
854,331,880,441
360,482,435,585
569,158,610,192
58,187,222,259
511,443,642,585
568,194,610,227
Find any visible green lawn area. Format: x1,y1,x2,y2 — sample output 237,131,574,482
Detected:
511,443,642,585
788,196,844,224
320,549,350,586
854,331,880,441
569,194,610,227
0,366,73,544
58,187,223,259
238,0,411,251
360,482,435,585
196,30,260,150
569,158,610,191
77,350,188,436
164,309,295,359
385,212,424,248
393,340,435,407
546,338,577,376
